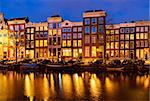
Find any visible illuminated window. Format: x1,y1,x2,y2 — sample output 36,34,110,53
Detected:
115,42,119,49
44,40,47,47
92,26,97,33
53,29,57,35
125,41,129,49
73,40,77,47
31,34,34,40
136,27,140,32
120,50,124,57
125,34,129,40
10,25,14,31
58,29,61,36
73,33,77,39
115,30,119,34
85,19,90,25
78,40,82,47
62,41,66,47
36,40,39,47
49,23,53,29
91,46,96,57
92,36,96,43
136,33,140,39
85,46,90,57
130,34,134,40
140,33,144,39
144,33,148,39
111,42,114,49
145,41,148,47
125,50,129,57
40,27,43,31
141,41,144,47
130,41,134,49
73,49,78,57
106,30,110,34
44,26,47,30
120,34,124,40
106,43,110,49
140,27,144,32
136,41,140,47
120,41,124,49
111,50,114,57
31,28,34,33
63,49,71,56
111,36,114,41
145,27,148,32
85,35,90,44
15,25,19,31
78,33,82,38
67,40,71,47
40,40,43,47
111,30,114,34
115,35,119,41
36,27,39,31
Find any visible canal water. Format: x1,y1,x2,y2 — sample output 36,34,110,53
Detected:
0,71,149,101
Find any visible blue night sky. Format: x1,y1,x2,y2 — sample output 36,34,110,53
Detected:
0,0,149,24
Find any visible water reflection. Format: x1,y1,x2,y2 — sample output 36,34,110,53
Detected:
0,71,149,101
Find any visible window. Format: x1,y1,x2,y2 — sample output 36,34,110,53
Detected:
79,49,82,54
85,19,90,25
125,34,129,40
99,17,103,24
120,41,124,49
99,25,104,33
63,49,71,56
10,25,14,31
136,41,140,47
85,35,90,44
111,30,114,34
111,42,114,49
58,23,61,28
145,41,148,47
136,33,140,39
144,33,148,39
35,32,39,38
115,42,119,49
40,27,43,31
120,50,124,57
53,30,56,35
106,43,110,49
106,30,110,34
78,40,82,47
120,34,124,40
31,28,34,33
73,33,77,39
85,27,90,33
73,49,78,57
44,32,48,37
140,27,144,32
145,27,148,32
40,32,43,37
27,29,30,33
92,36,96,43
67,41,71,47
49,23,53,28
91,46,96,57
125,41,129,49
130,41,134,49
73,40,77,47
58,29,61,36
15,25,19,31
62,41,66,47
36,40,39,47
115,30,119,34
92,26,97,33
125,28,130,33
53,23,57,28
36,27,39,31
115,35,119,41
62,28,66,32
73,27,77,32
78,33,82,38
40,40,43,47
67,34,71,39
141,41,144,47
85,46,90,57
78,27,82,32
44,26,47,30
31,34,34,40
67,28,71,32
62,34,66,39
130,34,134,40
120,28,124,33
92,18,97,24
136,27,140,32
49,30,52,36
140,33,144,39
130,28,135,33
44,40,47,47
20,25,24,30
